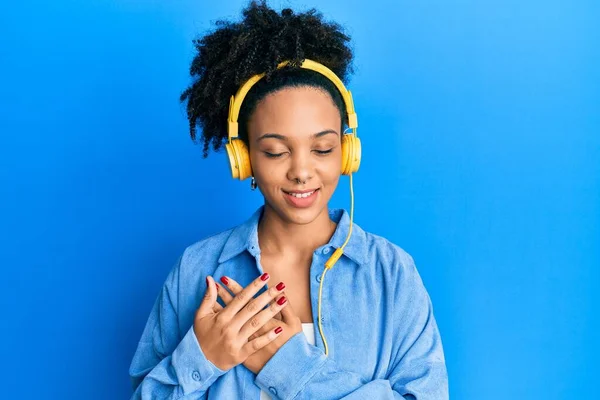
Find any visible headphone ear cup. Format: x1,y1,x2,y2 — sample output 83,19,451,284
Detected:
341,134,361,175
225,139,253,180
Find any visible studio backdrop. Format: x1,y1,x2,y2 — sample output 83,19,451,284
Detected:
1,0,598,399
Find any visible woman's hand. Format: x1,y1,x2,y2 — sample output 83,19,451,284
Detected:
216,275,302,375
193,274,289,372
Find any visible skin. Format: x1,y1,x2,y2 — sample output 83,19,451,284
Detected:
214,275,299,374
249,85,343,258
218,86,346,373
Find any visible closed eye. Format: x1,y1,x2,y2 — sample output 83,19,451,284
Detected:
314,148,334,155
263,149,333,158
264,151,285,158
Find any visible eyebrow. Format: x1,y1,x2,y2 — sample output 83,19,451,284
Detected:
256,129,339,142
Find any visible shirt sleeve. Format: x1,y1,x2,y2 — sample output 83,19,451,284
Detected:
254,254,449,400
128,255,228,399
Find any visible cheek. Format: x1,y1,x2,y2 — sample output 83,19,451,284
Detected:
250,159,284,192
248,152,269,180
325,148,343,175
318,158,342,186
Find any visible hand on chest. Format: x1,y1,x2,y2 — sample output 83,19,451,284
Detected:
259,254,314,324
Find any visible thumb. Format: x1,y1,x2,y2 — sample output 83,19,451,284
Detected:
197,275,217,318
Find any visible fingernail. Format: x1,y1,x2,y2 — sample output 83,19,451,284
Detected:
206,277,209,287
274,326,283,334
277,296,287,305
276,282,285,291
220,276,229,285
261,273,269,281
215,283,219,291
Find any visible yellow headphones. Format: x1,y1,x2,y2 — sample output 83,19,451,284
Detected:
226,58,360,356
225,58,361,180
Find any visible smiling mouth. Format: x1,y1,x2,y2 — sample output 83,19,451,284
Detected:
282,188,320,198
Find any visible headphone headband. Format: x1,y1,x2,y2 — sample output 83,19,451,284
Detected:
226,59,358,141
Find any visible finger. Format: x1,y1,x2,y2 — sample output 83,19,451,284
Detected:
218,276,271,314
247,308,283,340
221,275,281,305
231,279,286,333
279,293,296,324
218,273,271,322
238,293,288,339
197,275,218,318
220,275,244,293
217,279,235,305
212,286,224,313
241,325,284,358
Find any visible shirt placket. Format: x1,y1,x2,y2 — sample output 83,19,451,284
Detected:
310,248,335,357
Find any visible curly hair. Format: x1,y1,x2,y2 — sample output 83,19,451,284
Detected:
179,0,355,158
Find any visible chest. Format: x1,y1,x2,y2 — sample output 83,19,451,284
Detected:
258,254,314,324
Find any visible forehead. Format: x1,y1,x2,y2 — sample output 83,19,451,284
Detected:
248,86,341,138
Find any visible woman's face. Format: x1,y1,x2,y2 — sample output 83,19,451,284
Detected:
247,86,342,225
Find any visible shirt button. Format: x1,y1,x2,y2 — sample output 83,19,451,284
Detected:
316,274,322,283
323,247,331,255
191,370,201,381
269,387,277,395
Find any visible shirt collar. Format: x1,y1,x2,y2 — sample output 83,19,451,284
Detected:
218,205,367,266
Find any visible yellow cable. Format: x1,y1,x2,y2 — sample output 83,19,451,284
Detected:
317,173,354,356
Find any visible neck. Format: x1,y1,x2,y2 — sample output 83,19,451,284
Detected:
257,203,337,260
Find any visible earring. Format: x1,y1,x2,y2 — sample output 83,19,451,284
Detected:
250,176,257,190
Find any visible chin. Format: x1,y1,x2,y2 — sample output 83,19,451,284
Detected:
266,195,328,225
283,208,323,225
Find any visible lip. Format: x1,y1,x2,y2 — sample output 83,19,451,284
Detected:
282,188,320,208
282,188,319,194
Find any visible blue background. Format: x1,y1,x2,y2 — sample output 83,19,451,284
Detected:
1,0,598,398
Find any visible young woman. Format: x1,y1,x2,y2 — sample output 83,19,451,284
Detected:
129,1,448,399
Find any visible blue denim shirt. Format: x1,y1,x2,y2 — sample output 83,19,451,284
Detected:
129,206,448,399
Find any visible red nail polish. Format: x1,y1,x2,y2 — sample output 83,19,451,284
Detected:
220,276,229,285
276,282,285,291
206,277,209,287
261,273,269,281
274,326,282,334
277,296,287,305
215,283,219,291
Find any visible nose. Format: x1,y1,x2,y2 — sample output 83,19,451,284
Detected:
286,151,313,185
